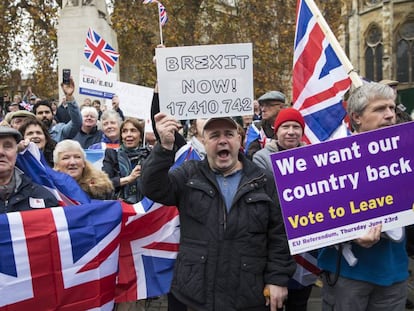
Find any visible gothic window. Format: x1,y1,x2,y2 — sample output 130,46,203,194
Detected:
365,24,383,81
396,20,414,83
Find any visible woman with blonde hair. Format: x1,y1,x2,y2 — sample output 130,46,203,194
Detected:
54,139,114,200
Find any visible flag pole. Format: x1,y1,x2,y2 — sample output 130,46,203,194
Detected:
305,0,362,88
158,2,164,46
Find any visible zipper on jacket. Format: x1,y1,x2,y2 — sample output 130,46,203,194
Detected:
222,203,227,232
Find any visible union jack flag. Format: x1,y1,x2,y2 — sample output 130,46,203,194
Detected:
15,143,181,303
143,0,168,27
293,0,352,144
115,198,179,301
84,28,119,74
0,201,122,310
158,2,168,26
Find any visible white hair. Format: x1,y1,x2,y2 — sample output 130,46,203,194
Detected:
53,139,85,165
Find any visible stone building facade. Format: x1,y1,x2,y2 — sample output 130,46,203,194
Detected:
343,0,414,114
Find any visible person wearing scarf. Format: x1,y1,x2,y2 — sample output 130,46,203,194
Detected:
102,117,151,204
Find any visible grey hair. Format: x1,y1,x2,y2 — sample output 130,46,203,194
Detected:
347,82,396,131
53,139,85,165
101,109,122,126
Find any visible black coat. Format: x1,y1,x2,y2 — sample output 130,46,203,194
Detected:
142,144,295,311
0,170,59,213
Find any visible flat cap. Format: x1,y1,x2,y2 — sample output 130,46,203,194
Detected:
5,110,36,124
0,126,22,142
258,91,286,104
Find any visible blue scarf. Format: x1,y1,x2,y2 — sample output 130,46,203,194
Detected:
117,145,151,203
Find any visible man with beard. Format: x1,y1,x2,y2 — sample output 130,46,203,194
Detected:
32,77,82,142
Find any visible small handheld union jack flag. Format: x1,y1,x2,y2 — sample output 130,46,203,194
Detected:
84,27,120,74
158,2,168,26
142,0,168,27
142,0,168,44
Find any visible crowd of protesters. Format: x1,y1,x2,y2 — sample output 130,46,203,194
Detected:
0,64,413,311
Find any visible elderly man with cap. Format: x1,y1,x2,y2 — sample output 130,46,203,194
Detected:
0,126,58,213
246,90,286,160
142,112,295,311
4,110,36,130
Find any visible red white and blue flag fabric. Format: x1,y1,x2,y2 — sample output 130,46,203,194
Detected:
143,0,168,27
84,28,119,74
293,0,352,144
115,198,179,301
19,101,33,111
244,122,267,155
16,143,181,303
0,200,122,311
158,2,168,26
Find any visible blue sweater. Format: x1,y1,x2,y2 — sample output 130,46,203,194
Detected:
318,238,408,286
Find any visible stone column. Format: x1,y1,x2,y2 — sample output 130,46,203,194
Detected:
57,0,119,103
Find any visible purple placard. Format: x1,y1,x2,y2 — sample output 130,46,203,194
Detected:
270,122,414,254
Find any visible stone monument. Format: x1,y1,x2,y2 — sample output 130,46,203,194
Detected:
57,0,119,104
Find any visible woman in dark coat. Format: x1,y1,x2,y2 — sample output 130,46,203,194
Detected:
102,117,151,204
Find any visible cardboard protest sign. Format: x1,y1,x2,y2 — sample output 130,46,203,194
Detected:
270,122,414,255
79,65,117,99
156,43,254,120
111,81,154,119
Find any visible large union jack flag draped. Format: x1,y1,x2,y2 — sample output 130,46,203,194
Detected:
84,28,119,74
0,201,122,311
293,0,352,144
11,144,181,305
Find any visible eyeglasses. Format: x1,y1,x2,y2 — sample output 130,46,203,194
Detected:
259,102,282,108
